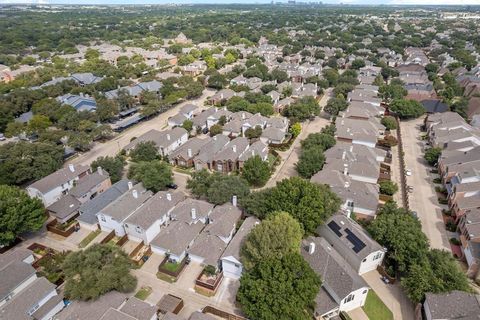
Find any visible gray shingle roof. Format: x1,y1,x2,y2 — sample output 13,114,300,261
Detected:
55,291,128,320
47,194,81,221
425,291,480,320
100,183,153,222
318,215,383,271
124,127,187,152
189,312,217,320
301,237,368,304
213,137,249,162
194,135,230,164
170,137,210,161
221,216,260,261
78,179,131,225
125,191,185,229
99,308,136,320
169,198,214,224
69,171,110,198
119,297,157,320
151,221,204,256
0,277,56,320
0,260,36,301
28,164,90,194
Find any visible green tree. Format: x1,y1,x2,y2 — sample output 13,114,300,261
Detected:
0,185,46,246
0,141,64,185
289,123,301,138
241,212,304,270
324,96,348,116
242,177,341,233
301,133,336,151
63,244,137,301
402,250,471,303
182,119,193,133
207,73,228,89
28,115,52,133
351,59,366,70
424,147,442,166
296,147,326,179
381,116,397,130
282,96,320,122
91,155,126,184
244,126,262,139
128,160,173,192
379,180,399,196
238,253,320,320
241,155,271,187
367,201,429,272
389,99,425,119
209,124,223,137
187,170,250,205
379,83,407,103
129,141,159,162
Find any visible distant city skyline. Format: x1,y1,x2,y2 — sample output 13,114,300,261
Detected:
1,0,480,5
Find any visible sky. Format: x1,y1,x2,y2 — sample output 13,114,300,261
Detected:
1,0,480,5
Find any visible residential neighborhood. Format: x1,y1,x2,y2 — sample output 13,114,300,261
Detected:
1,3,480,320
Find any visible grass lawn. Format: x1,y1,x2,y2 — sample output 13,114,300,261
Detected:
362,290,393,320
134,286,152,300
79,230,101,248
162,261,181,273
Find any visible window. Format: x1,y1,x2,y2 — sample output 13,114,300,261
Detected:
136,226,142,234
344,294,355,304
100,215,106,222
347,201,354,207
28,303,40,316
373,252,383,260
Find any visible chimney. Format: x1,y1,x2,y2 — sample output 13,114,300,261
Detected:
242,112,245,120
187,148,192,158
344,181,350,188
232,145,237,153
343,163,349,175
132,190,138,199
68,164,75,173
232,195,237,207
97,166,103,175
349,145,353,152
308,242,316,255
128,181,133,189
166,193,172,201
191,208,197,220
342,151,346,160
166,134,171,141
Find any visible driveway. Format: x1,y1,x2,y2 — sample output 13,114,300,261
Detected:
264,89,332,188
400,117,449,250
67,88,216,167
362,270,415,320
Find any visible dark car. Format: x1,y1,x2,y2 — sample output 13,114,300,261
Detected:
167,183,178,189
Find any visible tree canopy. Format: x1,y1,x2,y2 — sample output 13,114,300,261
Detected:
241,212,304,270
0,185,46,246
91,155,126,184
282,96,320,122
187,169,250,205
129,141,159,162
62,244,137,301
241,155,271,187
237,253,320,320
424,147,442,166
242,177,341,233
127,160,173,192
389,99,425,119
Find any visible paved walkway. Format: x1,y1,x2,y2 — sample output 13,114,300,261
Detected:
348,307,369,320
362,270,415,320
400,117,449,250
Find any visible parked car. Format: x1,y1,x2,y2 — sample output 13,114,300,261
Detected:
405,169,412,176
167,183,178,189
411,211,418,219
0,134,5,141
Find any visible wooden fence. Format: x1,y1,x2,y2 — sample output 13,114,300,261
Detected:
202,306,247,320
100,230,115,244
46,219,79,238
195,271,224,292
395,116,409,210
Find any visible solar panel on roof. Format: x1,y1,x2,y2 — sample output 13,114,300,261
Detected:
345,228,366,253
327,221,342,237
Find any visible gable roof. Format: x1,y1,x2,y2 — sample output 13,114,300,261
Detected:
100,183,153,222
221,216,260,262
69,170,110,198
119,297,157,320
55,291,128,320
28,164,90,194
78,179,131,225
425,290,480,320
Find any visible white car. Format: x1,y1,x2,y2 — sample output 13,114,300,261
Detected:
0,133,5,141
405,169,412,176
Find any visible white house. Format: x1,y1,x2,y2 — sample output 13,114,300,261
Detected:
302,237,370,319
124,191,185,244
97,183,153,236
26,164,90,206
221,216,260,279
318,215,386,275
